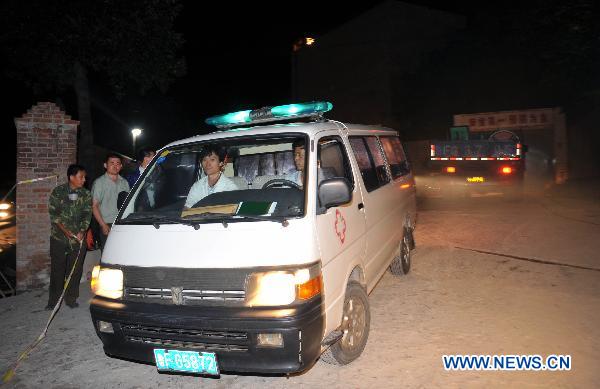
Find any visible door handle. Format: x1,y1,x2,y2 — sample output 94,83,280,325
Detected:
358,203,364,210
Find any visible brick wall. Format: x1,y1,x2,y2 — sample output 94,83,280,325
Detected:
14,102,79,291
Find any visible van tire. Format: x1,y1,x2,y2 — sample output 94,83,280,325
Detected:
320,282,370,365
389,230,411,275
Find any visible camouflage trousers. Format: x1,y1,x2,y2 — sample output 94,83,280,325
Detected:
48,238,87,307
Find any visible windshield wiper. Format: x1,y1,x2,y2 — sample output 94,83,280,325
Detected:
120,214,201,230
236,214,289,227
182,212,234,228
183,212,289,227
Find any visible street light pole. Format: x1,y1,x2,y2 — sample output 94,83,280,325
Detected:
131,128,142,158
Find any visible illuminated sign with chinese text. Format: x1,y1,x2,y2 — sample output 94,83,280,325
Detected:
453,109,555,132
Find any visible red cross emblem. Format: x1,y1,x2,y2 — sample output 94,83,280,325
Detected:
334,209,347,244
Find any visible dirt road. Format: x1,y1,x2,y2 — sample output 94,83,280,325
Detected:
1,185,598,388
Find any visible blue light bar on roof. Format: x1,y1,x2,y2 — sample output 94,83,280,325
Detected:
205,109,252,127
205,101,333,128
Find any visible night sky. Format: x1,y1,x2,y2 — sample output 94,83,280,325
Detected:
1,0,392,187
2,0,597,187
90,0,389,151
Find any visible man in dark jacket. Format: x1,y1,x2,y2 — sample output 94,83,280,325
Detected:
47,164,92,309
126,147,156,188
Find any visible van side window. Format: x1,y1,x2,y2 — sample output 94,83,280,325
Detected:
317,136,353,186
380,136,409,178
349,136,390,192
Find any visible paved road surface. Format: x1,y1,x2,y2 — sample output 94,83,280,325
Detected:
1,183,598,388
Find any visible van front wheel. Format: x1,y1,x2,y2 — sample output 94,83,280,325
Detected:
320,282,370,365
389,230,411,275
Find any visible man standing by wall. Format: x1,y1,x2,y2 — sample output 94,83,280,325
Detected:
92,153,130,251
47,164,92,309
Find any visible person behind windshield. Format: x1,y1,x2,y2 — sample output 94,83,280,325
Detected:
184,144,237,209
126,147,156,188
284,139,305,187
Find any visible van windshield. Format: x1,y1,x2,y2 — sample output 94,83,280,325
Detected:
116,134,307,225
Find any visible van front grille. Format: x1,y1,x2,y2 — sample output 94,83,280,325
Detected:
126,336,249,352
125,287,245,304
120,266,251,306
121,323,249,353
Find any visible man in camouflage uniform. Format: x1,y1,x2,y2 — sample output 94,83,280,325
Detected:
47,164,92,309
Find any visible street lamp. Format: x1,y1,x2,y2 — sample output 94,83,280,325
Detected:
131,128,142,158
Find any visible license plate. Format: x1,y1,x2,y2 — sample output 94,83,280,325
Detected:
467,176,485,183
154,349,219,376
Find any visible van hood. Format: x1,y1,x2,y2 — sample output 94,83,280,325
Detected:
102,219,318,268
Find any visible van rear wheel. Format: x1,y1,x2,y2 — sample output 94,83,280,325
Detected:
320,282,370,365
389,230,411,275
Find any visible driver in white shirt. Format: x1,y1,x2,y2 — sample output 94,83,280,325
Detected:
284,139,305,187
184,144,238,209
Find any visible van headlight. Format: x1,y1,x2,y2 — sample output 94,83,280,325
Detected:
91,266,123,299
245,262,322,307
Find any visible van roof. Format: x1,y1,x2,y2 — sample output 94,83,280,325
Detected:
165,120,398,149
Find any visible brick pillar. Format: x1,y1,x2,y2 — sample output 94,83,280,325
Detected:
14,102,79,291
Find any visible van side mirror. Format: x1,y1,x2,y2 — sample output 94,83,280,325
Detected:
521,144,529,153
318,178,352,210
117,191,129,209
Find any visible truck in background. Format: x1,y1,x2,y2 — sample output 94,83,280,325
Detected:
427,127,527,199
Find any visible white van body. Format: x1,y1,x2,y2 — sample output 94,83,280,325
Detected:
91,110,417,375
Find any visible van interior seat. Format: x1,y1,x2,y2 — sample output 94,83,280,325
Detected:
228,175,249,190
251,175,285,189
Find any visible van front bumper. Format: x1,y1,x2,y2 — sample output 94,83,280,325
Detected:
89,296,324,374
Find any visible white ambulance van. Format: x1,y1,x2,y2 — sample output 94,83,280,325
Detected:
90,101,417,375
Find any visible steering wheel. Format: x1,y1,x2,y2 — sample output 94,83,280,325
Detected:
262,179,301,190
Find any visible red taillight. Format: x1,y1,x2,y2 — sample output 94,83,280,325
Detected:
501,166,512,174
446,166,456,173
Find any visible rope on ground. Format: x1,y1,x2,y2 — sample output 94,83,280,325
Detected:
2,239,85,384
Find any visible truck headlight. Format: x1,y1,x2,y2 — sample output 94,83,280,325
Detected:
91,266,123,299
246,262,322,307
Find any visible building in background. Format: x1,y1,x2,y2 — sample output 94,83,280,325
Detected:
293,1,465,134
294,1,599,180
